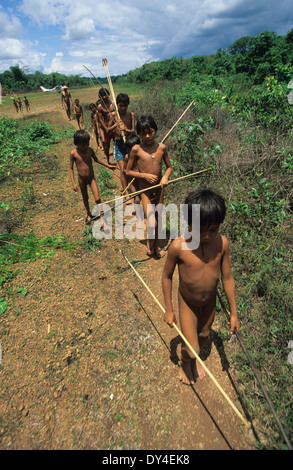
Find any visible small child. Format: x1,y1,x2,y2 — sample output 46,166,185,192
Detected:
96,88,115,165
124,133,141,205
162,188,240,385
23,96,30,112
69,130,115,224
89,103,102,149
125,115,173,258
17,97,23,112
113,93,135,194
74,99,83,129
61,86,73,120
13,100,19,113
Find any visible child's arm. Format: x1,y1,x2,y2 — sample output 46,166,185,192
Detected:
69,152,79,192
98,110,118,134
125,146,158,184
162,240,180,327
91,149,116,169
160,144,173,187
120,111,135,134
221,236,240,334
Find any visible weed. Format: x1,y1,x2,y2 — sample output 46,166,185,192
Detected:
80,227,102,251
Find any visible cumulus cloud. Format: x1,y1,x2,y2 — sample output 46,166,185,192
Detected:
0,10,23,38
0,7,45,71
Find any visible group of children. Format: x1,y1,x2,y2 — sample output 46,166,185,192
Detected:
69,86,240,386
13,96,30,113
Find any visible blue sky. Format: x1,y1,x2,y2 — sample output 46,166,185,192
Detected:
0,0,292,77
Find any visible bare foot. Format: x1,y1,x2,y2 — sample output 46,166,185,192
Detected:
195,359,208,381
179,358,196,385
146,242,155,256
155,248,166,259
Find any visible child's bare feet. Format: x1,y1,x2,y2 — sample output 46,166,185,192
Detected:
179,351,197,385
179,358,196,385
179,351,208,384
195,360,208,381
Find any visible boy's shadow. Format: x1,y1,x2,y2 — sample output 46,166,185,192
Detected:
170,330,257,441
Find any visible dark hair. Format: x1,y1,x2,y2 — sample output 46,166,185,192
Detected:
125,133,140,153
136,115,158,134
185,188,226,227
116,93,130,105
74,130,90,146
98,87,109,98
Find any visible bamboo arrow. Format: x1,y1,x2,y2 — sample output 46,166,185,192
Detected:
82,64,110,111
121,250,249,427
102,167,211,206
102,58,126,143
90,167,211,222
161,100,195,143
83,64,105,89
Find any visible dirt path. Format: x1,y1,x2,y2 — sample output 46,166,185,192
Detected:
0,106,256,450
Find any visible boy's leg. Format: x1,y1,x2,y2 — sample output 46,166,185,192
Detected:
117,161,128,194
178,292,199,384
154,188,165,256
141,192,155,255
104,142,110,164
178,293,216,383
90,178,101,204
78,178,91,218
90,179,104,227
141,188,165,256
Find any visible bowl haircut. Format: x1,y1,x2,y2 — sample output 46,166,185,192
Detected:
185,188,226,228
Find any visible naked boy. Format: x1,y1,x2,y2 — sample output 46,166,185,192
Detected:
162,188,240,385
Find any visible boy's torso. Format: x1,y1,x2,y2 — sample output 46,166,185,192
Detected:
177,234,224,306
137,143,164,186
73,148,94,178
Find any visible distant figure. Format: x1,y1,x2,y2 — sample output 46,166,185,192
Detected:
13,100,19,113
23,96,30,112
61,86,73,120
74,99,84,129
89,103,102,149
17,97,23,112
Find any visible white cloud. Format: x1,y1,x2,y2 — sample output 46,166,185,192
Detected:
0,10,22,38
20,0,70,26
